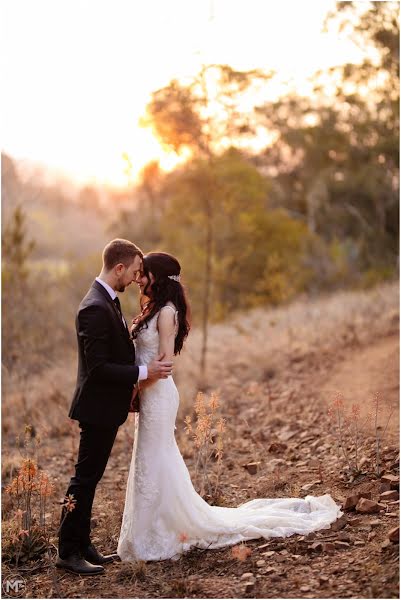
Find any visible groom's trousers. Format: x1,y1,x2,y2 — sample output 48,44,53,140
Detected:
58,421,119,559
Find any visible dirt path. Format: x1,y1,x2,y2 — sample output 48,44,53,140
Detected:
319,333,399,439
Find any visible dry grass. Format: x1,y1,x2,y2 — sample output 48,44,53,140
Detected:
175,280,399,412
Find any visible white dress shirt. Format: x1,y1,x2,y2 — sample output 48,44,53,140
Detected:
95,277,148,381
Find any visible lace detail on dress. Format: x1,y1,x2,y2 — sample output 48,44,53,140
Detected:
117,304,343,562
134,459,159,507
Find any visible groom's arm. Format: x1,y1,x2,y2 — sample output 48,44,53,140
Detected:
78,304,139,385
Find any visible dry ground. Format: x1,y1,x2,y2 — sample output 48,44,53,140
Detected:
321,335,399,437
2,282,399,599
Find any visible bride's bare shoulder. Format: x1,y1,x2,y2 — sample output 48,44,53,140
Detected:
157,304,178,331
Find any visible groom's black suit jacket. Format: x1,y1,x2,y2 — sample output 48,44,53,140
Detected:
68,280,139,428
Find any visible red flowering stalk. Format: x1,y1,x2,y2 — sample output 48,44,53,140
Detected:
231,543,251,561
185,391,226,499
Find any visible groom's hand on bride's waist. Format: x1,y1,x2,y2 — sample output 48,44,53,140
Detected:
147,352,173,380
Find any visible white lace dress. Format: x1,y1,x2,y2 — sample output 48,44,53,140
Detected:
117,305,343,562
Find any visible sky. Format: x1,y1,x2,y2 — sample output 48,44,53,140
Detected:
2,0,367,187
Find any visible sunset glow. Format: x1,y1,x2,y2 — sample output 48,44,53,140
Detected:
2,0,366,186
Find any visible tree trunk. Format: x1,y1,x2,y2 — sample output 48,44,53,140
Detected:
200,195,213,381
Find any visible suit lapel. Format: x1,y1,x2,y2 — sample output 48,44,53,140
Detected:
91,281,133,346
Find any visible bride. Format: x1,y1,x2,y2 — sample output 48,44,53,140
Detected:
117,252,342,562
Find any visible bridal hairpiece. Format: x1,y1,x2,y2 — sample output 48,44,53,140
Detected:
168,274,181,282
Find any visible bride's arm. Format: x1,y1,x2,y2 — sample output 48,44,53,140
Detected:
156,308,176,363
139,309,175,389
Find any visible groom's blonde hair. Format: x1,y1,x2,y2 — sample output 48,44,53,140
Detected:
102,239,143,271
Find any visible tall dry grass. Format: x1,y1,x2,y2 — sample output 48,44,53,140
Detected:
184,391,226,501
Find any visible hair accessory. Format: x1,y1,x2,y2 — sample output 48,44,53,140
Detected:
168,274,181,282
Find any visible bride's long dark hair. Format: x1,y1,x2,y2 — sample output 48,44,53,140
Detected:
131,252,191,354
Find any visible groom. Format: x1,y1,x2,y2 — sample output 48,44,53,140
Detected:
57,239,173,575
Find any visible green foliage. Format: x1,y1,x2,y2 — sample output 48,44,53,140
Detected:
248,210,314,307
160,150,314,320
359,265,396,289
256,2,399,284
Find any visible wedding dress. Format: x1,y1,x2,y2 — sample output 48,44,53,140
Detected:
117,305,343,562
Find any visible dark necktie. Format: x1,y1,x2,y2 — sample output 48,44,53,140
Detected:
113,296,122,314
113,297,127,329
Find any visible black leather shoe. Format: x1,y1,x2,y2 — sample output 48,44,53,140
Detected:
82,543,120,565
56,552,105,575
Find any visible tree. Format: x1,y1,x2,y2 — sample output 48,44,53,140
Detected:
2,205,35,281
2,206,36,371
137,160,165,217
2,153,21,221
255,2,399,284
160,150,314,319
142,65,271,160
142,65,272,377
